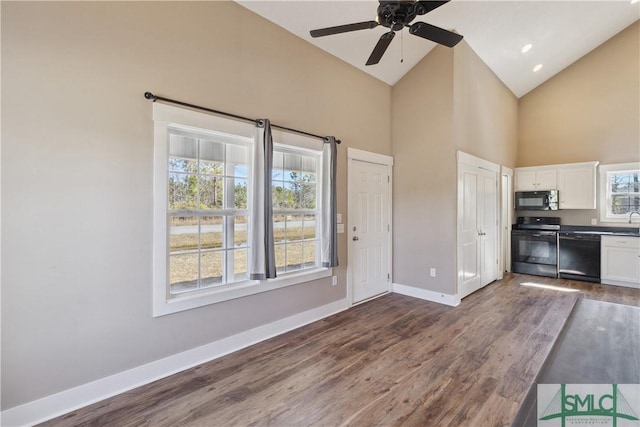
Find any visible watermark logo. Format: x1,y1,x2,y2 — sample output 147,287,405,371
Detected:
538,384,640,426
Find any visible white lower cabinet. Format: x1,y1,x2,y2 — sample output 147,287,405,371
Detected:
601,235,640,288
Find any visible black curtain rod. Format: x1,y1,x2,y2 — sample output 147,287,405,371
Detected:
144,92,340,144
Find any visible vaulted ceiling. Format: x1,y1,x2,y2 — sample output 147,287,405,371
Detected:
237,1,639,97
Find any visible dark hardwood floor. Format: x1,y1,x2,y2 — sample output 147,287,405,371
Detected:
41,273,640,427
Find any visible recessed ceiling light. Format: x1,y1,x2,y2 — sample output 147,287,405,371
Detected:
521,44,532,53
533,64,543,72
632,0,639,5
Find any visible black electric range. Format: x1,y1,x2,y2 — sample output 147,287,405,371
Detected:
511,217,560,278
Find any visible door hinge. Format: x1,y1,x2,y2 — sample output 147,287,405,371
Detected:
387,175,390,183
388,224,390,231
387,273,390,281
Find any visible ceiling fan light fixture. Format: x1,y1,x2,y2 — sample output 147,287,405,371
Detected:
521,43,532,53
533,64,543,72
308,0,462,65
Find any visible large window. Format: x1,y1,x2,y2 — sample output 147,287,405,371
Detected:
272,148,320,273
153,103,331,316
168,129,250,294
599,163,640,222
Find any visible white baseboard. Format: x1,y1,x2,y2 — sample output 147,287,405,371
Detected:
392,282,460,307
1,298,349,427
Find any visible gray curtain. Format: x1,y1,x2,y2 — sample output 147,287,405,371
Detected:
321,136,339,267
250,119,276,279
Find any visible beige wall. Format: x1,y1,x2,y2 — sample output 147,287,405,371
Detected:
392,41,518,296
1,2,391,409
454,42,518,167
392,46,456,295
518,21,640,166
517,21,639,226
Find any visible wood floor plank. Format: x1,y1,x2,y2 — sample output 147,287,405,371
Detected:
40,273,640,427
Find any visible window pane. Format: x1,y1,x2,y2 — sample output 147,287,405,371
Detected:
272,152,284,181
286,215,303,242
199,175,223,209
169,135,197,173
201,251,223,288
303,215,316,240
168,173,197,210
273,182,294,209
274,214,286,242
234,216,249,247
228,144,249,177
612,195,628,214
275,243,286,273
301,157,316,177
297,182,316,209
169,157,197,174
170,254,199,294
286,242,303,271
200,159,224,176
170,216,199,254
200,216,223,250
231,177,248,209
611,195,640,214
231,249,248,281
284,154,302,181
302,241,317,268
199,139,225,167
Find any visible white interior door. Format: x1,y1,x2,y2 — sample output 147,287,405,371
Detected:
459,163,481,297
349,159,391,303
479,169,498,286
500,168,513,275
457,152,499,299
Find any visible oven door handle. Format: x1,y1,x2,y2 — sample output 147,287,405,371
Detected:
525,232,557,238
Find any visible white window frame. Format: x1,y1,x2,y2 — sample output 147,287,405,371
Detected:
167,127,252,293
271,144,322,274
153,103,331,316
599,162,640,223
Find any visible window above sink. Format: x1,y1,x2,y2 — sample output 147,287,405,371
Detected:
599,162,640,223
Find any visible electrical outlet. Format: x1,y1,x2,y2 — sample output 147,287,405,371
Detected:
430,268,436,277
336,213,342,224
332,276,338,286
591,218,597,225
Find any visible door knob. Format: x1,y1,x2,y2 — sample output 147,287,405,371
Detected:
353,236,359,241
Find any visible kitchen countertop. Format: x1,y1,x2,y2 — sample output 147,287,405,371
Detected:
560,224,640,237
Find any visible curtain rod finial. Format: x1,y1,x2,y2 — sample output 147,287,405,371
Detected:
144,92,156,101
324,136,341,145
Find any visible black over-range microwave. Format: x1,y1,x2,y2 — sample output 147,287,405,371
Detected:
515,190,559,211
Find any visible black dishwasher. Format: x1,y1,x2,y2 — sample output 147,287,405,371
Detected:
558,232,601,282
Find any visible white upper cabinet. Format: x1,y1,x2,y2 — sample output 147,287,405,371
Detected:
556,162,598,210
514,167,557,191
515,161,598,210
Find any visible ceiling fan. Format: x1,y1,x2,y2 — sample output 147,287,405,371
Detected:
310,0,463,66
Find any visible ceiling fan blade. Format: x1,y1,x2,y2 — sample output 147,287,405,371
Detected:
415,1,450,15
310,21,379,38
366,31,395,66
409,22,463,48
